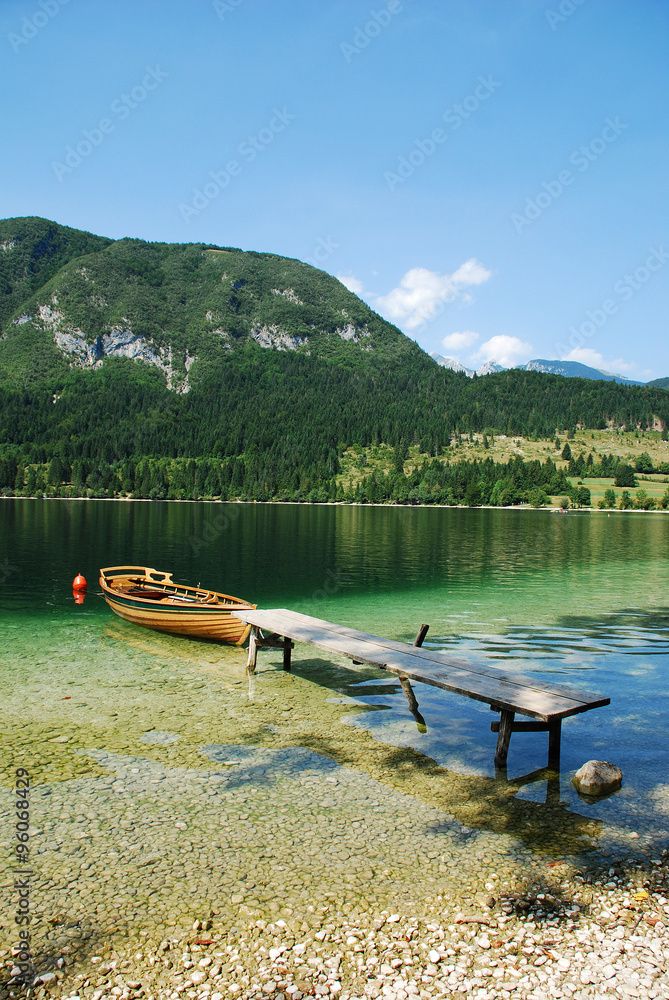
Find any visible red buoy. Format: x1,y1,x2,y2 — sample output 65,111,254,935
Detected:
72,573,87,591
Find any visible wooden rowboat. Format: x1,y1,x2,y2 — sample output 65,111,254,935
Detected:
99,566,256,645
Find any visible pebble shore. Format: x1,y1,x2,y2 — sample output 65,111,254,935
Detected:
4,855,669,1000
3,620,669,1000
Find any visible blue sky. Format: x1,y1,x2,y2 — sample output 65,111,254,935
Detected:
1,0,667,377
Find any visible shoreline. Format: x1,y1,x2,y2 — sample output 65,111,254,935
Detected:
1,495,669,514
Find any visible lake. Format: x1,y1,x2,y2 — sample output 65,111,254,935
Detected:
2,499,669,946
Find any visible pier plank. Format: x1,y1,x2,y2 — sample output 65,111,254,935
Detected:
232,608,609,723
267,608,604,706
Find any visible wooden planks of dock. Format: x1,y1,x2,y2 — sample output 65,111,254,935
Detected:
231,608,610,770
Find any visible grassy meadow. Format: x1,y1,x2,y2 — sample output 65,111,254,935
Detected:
337,428,669,509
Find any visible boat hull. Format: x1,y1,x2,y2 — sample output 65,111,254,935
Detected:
104,592,253,644
99,566,255,645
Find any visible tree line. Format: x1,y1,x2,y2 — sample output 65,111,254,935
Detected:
1,352,669,508
0,451,589,508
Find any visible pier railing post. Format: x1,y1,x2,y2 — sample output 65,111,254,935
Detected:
413,624,430,648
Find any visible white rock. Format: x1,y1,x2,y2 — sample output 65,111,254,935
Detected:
190,971,207,984
428,950,441,964
572,760,623,797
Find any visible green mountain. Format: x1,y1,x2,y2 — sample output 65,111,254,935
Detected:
1,217,668,505
647,377,669,391
0,216,422,392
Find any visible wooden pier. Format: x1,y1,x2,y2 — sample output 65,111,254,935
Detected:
231,608,610,770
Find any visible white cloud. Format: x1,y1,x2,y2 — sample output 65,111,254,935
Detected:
337,273,364,295
563,347,635,373
474,335,532,367
375,259,491,330
441,330,480,353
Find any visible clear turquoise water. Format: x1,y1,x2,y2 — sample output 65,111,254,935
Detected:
2,498,669,857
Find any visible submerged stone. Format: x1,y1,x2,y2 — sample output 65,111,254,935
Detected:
572,760,622,798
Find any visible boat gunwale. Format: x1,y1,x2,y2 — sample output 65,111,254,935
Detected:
99,565,256,610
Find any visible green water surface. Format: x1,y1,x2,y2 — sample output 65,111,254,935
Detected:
2,499,669,864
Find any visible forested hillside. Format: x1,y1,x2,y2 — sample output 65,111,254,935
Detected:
0,217,668,506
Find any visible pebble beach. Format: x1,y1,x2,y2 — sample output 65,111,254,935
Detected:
4,854,669,1000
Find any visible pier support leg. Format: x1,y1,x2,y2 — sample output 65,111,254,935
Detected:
246,626,259,674
413,624,430,648
547,719,562,772
399,675,427,732
282,636,292,671
494,710,515,768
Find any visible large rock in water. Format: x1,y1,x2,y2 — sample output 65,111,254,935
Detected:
572,760,623,798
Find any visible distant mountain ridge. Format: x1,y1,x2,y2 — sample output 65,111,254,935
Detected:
430,354,505,377
516,359,645,386
431,353,653,387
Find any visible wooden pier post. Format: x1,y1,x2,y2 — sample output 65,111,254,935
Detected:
494,709,515,768
283,636,292,671
246,626,259,674
547,719,562,771
413,624,430,648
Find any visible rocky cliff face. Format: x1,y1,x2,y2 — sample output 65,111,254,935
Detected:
24,298,193,391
